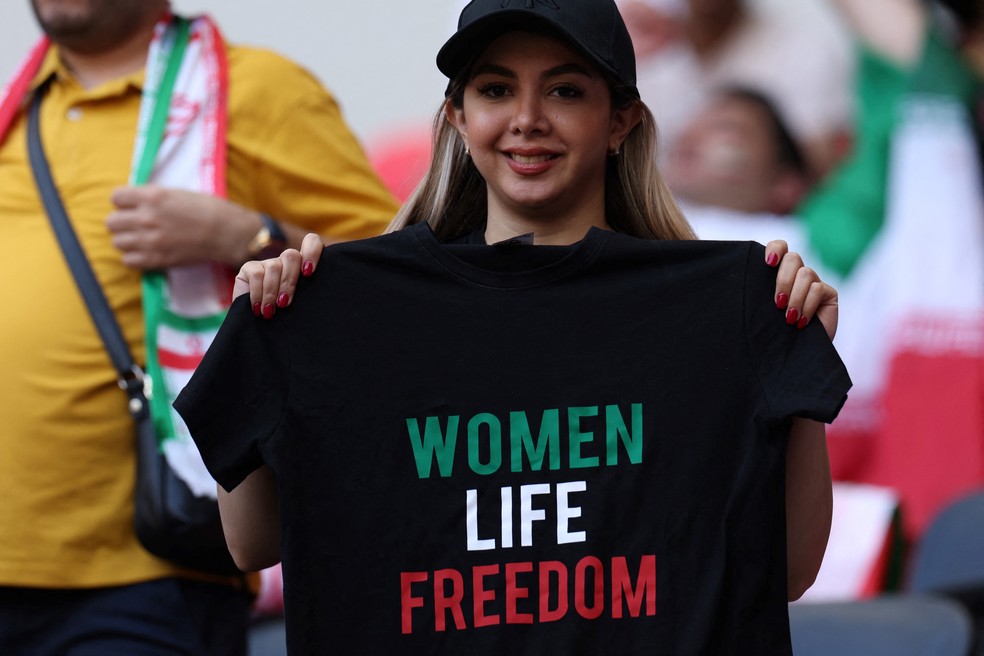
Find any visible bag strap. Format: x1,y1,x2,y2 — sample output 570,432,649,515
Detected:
27,82,151,422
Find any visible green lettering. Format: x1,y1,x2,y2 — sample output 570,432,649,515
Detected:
509,409,560,472
406,416,459,479
468,413,502,475
568,406,599,469
606,403,644,465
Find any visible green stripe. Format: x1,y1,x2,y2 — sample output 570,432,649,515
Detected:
133,17,190,185
159,308,228,331
138,18,193,445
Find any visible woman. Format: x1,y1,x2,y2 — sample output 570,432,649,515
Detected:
175,2,850,653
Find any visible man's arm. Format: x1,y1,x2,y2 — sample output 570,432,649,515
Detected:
829,0,926,65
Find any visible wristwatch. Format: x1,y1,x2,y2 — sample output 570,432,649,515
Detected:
248,213,288,260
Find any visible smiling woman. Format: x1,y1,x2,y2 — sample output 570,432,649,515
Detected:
445,32,636,243
174,1,852,654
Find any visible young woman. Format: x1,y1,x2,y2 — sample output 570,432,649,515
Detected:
176,2,850,653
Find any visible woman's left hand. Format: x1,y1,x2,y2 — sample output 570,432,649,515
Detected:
765,241,839,340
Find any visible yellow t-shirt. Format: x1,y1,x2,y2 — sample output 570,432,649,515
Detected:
0,45,398,588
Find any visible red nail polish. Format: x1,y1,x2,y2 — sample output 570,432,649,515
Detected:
277,292,290,308
262,303,275,320
252,303,261,317
796,315,810,330
776,293,789,310
302,261,314,277
766,252,780,267
786,308,799,325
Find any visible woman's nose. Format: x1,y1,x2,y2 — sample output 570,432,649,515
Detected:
509,93,549,135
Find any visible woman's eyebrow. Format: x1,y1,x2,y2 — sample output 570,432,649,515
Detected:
471,63,516,78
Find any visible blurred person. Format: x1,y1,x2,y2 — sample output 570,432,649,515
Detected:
0,0,398,654
799,0,984,277
665,85,812,218
619,0,853,176
175,1,851,653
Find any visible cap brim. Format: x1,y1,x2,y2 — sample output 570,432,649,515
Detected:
436,11,620,87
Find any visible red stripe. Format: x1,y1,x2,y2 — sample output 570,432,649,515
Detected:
0,38,51,144
202,15,229,198
158,348,204,371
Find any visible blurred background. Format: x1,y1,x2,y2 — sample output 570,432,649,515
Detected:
0,0,847,148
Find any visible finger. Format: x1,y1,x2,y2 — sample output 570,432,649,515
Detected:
234,261,263,304
764,239,788,268
110,185,148,210
298,233,324,277
260,258,284,320
801,281,839,340
105,207,142,234
785,266,820,328
773,249,803,310
275,249,303,309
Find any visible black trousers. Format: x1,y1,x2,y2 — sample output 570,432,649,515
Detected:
0,578,252,656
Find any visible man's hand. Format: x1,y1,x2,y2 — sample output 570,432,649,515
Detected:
108,185,260,269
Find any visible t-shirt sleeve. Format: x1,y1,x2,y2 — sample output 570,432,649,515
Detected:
742,243,852,423
172,295,291,492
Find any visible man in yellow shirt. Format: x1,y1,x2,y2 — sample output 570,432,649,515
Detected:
0,0,399,653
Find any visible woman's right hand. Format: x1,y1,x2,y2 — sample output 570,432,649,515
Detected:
234,232,324,319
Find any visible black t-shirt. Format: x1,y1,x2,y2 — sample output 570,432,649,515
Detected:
175,223,851,655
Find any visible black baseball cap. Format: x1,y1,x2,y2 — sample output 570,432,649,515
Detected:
437,0,639,96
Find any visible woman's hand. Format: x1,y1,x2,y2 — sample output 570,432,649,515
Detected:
764,240,839,340
233,233,324,319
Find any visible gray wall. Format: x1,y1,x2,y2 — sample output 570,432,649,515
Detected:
0,1,461,148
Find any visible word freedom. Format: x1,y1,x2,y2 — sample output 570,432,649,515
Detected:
400,555,657,634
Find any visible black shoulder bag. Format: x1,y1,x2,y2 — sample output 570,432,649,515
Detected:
27,84,240,575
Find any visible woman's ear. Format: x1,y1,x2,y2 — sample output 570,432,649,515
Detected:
445,98,466,143
609,100,643,153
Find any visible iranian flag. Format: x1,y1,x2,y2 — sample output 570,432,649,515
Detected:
829,94,984,541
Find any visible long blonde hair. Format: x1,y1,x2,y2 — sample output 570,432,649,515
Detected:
387,48,695,242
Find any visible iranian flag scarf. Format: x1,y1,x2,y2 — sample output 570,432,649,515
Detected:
0,14,231,500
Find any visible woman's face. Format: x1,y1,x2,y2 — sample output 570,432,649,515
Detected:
447,31,638,241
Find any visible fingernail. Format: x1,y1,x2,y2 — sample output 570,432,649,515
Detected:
262,303,275,320
766,252,780,267
302,261,314,277
252,303,261,317
796,315,810,330
786,308,799,325
277,292,290,308
776,293,789,310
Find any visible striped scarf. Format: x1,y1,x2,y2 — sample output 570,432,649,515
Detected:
0,14,231,499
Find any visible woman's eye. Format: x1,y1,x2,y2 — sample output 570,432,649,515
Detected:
478,83,509,98
551,85,584,99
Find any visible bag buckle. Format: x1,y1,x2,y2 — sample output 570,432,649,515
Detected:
118,364,152,416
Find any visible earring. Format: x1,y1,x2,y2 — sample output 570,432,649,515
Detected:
464,143,470,156
609,144,621,157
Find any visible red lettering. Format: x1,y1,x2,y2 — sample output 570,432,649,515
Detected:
400,571,428,634
505,561,534,624
611,555,656,618
539,560,568,622
574,556,605,620
434,568,466,632
472,564,501,628
401,554,656,634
